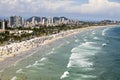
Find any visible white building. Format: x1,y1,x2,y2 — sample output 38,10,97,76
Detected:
0,20,8,30
32,17,35,25
42,18,45,25
47,17,54,26
9,16,23,28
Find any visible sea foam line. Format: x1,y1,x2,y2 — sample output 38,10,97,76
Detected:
80,42,100,50
102,28,110,36
75,39,79,43
93,37,99,40
92,31,96,34
33,61,39,66
60,71,69,79
40,57,47,61
67,41,99,68
26,65,32,68
11,76,17,80
80,74,97,78
16,68,24,73
71,42,100,53
102,43,107,47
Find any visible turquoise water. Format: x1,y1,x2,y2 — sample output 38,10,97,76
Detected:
0,26,120,80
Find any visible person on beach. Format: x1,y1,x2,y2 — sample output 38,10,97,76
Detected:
13,54,16,58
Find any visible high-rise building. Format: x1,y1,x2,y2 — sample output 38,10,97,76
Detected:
41,17,47,25
48,18,51,25
47,17,54,26
42,18,45,25
0,20,8,30
9,16,23,28
32,17,35,25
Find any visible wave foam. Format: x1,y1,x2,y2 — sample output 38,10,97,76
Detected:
67,52,93,68
52,48,55,51
60,71,69,79
84,37,87,41
102,43,107,47
77,59,93,67
16,69,24,73
67,42,99,68
102,28,110,36
92,31,96,34
26,65,32,68
80,74,96,78
68,58,93,68
83,68,94,71
47,51,54,55
75,39,79,42
67,61,71,68
11,76,17,80
80,42,100,50
33,61,39,66
71,42,100,52
93,37,99,40
81,42,96,46
40,57,47,61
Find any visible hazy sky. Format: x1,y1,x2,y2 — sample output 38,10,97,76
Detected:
0,0,120,20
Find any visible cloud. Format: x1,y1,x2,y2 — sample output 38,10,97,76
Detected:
79,0,120,14
68,0,120,17
63,0,120,19
0,0,74,13
0,0,120,20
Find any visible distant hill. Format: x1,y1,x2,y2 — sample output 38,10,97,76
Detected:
60,17,68,20
27,16,41,22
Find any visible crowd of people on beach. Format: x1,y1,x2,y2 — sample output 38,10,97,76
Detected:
0,30,77,61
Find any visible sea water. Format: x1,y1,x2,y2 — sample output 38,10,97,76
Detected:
0,26,120,80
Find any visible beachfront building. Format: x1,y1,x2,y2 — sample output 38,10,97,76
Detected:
0,20,8,30
4,16,81,28
31,17,35,25
47,17,54,26
41,17,47,25
9,16,24,28
26,16,70,27
42,18,45,25
26,16,41,27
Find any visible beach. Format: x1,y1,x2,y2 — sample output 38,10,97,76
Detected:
0,30,78,61
0,27,81,70
0,25,120,80
0,25,116,70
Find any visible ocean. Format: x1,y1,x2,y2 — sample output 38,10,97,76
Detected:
0,25,120,80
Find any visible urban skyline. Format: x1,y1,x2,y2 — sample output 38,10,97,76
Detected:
0,0,120,20
0,16,80,30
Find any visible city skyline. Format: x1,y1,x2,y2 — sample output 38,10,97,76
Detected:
0,0,120,20
0,16,80,29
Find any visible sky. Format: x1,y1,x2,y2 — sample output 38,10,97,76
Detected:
0,0,120,21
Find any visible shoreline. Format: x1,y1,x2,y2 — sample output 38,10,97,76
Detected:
0,25,118,70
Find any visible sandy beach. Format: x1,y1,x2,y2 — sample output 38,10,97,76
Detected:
0,25,117,70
